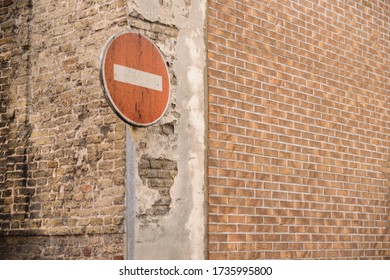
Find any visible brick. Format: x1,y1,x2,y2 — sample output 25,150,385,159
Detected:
208,0,390,260
0,0,130,260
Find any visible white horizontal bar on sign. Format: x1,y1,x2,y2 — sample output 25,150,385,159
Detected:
114,64,163,91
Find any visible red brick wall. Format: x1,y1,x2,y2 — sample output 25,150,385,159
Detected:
207,0,390,259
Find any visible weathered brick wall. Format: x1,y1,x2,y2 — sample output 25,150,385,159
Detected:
0,234,124,259
208,0,390,259
0,0,31,230
1,0,207,260
0,0,128,259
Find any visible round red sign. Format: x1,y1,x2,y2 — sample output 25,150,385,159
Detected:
100,31,170,126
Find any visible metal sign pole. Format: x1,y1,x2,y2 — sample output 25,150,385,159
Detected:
126,125,136,260
100,30,170,260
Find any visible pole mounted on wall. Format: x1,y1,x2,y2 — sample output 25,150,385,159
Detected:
100,30,171,259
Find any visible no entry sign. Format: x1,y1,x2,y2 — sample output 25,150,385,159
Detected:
100,31,170,126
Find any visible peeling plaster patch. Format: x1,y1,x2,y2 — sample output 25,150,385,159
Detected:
138,155,178,220
131,0,190,27
128,9,179,37
131,0,206,260
136,185,160,218
156,37,177,57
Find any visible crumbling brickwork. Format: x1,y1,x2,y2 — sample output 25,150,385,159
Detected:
128,0,206,259
1,0,207,260
208,0,390,259
0,0,32,233
0,234,124,259
138,155,178,218
0,0,128,259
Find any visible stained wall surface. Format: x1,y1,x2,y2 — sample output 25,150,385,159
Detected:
0,0,128,259
208,0,390,259
128,0,207,260
0,0,207,259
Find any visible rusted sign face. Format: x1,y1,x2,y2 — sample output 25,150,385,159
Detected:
100,31,170,126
